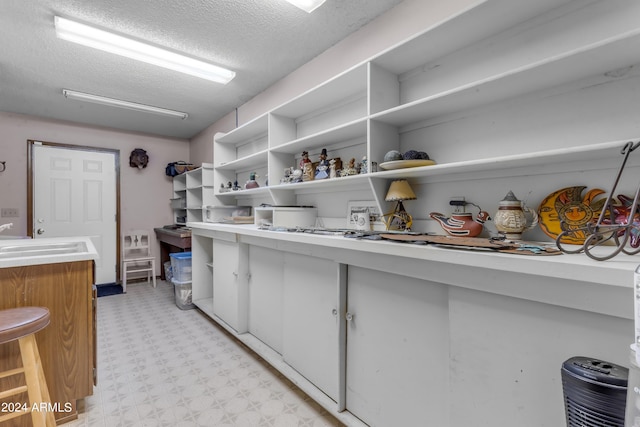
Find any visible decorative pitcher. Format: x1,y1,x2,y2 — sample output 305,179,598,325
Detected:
493,191,538,240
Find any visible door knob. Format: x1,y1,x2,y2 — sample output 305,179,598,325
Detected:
345,312,354,322
37,228,45,235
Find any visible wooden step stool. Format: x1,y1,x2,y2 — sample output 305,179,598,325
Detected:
0,307,56,427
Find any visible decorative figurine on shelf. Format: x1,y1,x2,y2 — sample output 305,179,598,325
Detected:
315,148,330,179
226,181,233,192
300,151,314,182
281,167,293,184
342,158,358,177
300,151,311,170
359,156,368,174
291,168,303,182
232,180,241,191
245,172,260,189
219,183,227,193
329,158,338,178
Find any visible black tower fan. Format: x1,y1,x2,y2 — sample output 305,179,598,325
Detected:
562,356,628,427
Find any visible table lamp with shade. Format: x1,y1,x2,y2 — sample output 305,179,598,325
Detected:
384,179,417,231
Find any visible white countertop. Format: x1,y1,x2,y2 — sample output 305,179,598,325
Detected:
0,236,99,268
188,222,637,287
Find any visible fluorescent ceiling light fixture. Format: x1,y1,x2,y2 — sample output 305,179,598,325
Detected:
62,89,189,119
285,0,326,13
54,16,235,84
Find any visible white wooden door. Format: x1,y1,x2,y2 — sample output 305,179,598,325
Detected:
282,252,339,402
33,143,117,284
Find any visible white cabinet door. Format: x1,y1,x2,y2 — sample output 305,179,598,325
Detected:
282,253,340,402
248,245,284,354
346,266,449,427
213,239,248,332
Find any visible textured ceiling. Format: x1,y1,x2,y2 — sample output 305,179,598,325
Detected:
0,0,404,139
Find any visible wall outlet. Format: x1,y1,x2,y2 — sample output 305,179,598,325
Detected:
1,208,19,218
449,197,466,212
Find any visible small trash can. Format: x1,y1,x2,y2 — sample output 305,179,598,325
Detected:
562,356,628,427
172,278,195,310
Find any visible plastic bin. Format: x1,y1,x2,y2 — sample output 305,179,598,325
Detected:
170,252,192,282
172,278,195,310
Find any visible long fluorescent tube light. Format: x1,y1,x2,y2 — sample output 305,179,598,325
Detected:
54,16,235,84
62,89,189,119
285,0,326,13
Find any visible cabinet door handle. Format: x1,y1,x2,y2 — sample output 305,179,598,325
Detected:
345,312,354,322
232,271,238,278
332,308,338,316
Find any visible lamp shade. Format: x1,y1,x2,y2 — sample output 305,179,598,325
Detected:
385,180,416,202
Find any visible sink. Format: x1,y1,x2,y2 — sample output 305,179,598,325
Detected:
0,238,97,267
0,242,87,258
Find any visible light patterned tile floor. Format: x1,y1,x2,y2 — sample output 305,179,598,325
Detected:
65,280,345,427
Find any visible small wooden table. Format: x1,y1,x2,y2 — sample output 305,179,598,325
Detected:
154,227,191,280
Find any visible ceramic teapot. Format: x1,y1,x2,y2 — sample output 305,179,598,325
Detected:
493,191,538,239
430,208,491,237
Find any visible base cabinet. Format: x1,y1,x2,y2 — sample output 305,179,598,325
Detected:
0,260,95,425
212,239,248,332
345,266,449,426
248,245,284,353
282,253,341,403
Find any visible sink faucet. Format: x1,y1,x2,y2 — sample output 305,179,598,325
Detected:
0,223,13,233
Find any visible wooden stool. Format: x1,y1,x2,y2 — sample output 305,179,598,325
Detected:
0,307,56,427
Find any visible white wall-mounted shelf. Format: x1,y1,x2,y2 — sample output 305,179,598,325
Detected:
210,0,640,225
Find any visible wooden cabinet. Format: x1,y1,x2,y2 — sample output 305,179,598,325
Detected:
0,260,95,424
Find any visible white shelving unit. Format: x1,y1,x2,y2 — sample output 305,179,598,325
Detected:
170,174,187,225
171,163,213,225
211,0,640,229
192,0,640,425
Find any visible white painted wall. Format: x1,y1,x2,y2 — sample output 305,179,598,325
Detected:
0,111,189,244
